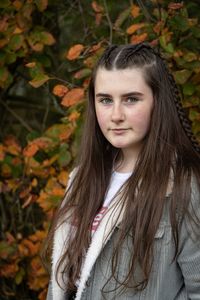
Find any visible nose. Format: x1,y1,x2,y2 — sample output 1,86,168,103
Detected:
111,103,125,123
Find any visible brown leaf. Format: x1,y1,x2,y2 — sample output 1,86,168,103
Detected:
95,12,103,26
61,88,84,107
0,144,5,161
91,1,104,13
130,33,147,44
126,23,145,35
52,84,69,97
0,16,9,32
66,44,84,60
168,2,184,10
153,21,164,34
131,5,140,18
25,62,36,68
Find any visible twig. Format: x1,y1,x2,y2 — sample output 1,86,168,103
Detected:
136,0,156,22
103,0,113,44
0,99,33,132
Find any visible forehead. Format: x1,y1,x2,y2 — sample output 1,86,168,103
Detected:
95,67,151,95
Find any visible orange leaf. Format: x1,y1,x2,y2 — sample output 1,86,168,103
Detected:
61,88,84,107
13,0,23,10
4,135,21,155
131,5,140,18
130,33,147,44
59,126,74,141
29,230,47,242
168,2,184,10
58,170,68,186
31,178,38,187
68,111,80,122
89,41,103,53
13,27,23,34
91,1,104,13
66,44,84,60
52,84,69,97
153,21,164,34
0,144,5,161
0,262,19,278
23,143,39,157
126,23,145,35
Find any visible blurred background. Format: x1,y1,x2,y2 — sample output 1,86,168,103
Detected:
0,0,200,299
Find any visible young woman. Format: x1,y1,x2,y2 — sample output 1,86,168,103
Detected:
46,43,200,300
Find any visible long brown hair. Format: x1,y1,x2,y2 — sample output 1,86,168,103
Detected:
46,43,200,293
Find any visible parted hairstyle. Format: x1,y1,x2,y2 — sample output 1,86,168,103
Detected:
46,43,200,295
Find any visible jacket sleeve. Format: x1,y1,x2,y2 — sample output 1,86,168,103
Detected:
177,177,200,299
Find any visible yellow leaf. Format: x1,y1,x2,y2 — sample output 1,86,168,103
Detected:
66,44,84,60
25,62,36,68
13,27,23,34
29,74,49,88
126,23,145,35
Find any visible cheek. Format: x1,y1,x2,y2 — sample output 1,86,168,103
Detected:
129,108,152,132
95,107,107,131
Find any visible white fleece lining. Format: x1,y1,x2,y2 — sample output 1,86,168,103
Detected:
75,194,125,300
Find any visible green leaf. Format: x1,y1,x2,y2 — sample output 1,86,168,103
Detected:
189,109,200,121
0,0,11,8
183,83,196,96
169,15,189,32
15,268,25,285
173,69,192,85
8,35,24,51
58,143,71,167
184,52,198,62
29,73,49,88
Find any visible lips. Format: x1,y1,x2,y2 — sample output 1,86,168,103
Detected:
111,128,129,134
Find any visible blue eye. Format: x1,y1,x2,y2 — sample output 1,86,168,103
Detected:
100,98,113,104
125,96,139,103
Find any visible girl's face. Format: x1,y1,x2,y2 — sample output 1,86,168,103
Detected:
94,67,154,155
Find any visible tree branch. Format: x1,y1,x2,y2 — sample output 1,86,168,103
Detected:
103,0,113,44
0,99,33,132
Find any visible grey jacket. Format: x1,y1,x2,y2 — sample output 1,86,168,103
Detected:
47,179,200,300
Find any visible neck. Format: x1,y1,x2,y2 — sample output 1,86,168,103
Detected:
115,146,141,173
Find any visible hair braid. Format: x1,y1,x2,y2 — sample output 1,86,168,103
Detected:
164,62,199,153
143,43,200,153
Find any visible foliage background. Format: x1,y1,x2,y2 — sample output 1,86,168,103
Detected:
0,0,200,299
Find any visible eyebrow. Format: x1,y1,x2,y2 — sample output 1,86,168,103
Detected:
95,92,144,97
